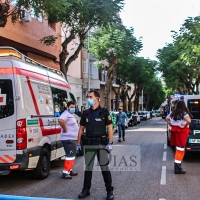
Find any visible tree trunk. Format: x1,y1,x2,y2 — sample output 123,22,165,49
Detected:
112,86,120,110
104,61,118,109
126,87,136,111
59,33,76,78
0,2,9,27
64,34,85,75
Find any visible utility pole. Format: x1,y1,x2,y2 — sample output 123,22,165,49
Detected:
142,89,143,111
87,31,90,107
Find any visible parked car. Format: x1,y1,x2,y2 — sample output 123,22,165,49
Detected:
138,111,150,120
126,112,137,127
143,111,151,120
132,111,141,124
152,110,160,117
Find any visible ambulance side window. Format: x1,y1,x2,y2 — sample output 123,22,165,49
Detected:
51,87,68,117
0,80,14,119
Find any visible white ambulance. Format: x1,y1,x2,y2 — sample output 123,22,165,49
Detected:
0,46,80,179
167,95,200,151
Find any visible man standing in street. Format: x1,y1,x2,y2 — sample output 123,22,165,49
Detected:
77,90,114,200
116,107,129,142
58,101,79,179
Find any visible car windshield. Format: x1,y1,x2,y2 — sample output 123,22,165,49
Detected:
138,112,144,115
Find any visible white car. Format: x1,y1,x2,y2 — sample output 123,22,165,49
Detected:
132,111,141,123
138,111,150,120
143,111,151,119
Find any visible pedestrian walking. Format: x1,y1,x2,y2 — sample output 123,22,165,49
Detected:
77,90,114,200
116,107,129,142
58,101,79,179
165,100,192,174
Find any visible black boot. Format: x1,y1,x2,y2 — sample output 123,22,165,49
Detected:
174,163,186,174
107,191,114,200
78,188,90,199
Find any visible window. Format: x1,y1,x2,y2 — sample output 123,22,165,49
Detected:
101,70,107,82
0,80,14,119
51,87,68,117
32,12,42,22
82,59,87,73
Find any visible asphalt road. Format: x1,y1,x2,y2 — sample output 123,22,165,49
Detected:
1,117,200,200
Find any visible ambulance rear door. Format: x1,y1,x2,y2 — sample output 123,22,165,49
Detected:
186,99,200,150
0,60,17,167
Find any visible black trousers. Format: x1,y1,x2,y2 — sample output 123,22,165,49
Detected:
83,140,114,192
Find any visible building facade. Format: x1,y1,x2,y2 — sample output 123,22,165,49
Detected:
0,5,61,69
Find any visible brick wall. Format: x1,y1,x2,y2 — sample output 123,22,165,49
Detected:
0,8,62,69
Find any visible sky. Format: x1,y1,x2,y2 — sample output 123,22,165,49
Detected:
120,0,200,61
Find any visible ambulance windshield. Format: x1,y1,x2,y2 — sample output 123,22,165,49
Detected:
0,80,14,119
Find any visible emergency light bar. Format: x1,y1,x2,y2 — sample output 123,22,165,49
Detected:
189,101,199,104
0,48,22,59
0,46,66,79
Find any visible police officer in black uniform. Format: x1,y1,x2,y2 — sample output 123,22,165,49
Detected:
77,90,114,200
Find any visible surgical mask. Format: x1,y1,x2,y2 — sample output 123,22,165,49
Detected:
88,99,95,106
69,108,75,114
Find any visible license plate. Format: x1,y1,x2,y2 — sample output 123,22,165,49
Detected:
189,139,200,143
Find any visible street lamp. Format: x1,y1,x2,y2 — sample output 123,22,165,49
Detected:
87,31,91,107
88,31,90,93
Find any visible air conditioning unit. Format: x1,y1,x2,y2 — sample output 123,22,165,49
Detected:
19,10,32,22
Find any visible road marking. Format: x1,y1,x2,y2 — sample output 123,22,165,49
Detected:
162,152,167,161
159,199,166,200
164,143,167,149
0,194,71,200
160,166,166,185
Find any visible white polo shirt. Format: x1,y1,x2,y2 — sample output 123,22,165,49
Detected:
59,110,79,140
166,112,188,126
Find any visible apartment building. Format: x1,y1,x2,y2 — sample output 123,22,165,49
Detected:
0,5,61,69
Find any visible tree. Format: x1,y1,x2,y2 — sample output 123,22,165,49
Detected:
117,56,160,110
41,0,125,77
157,16,200,95
89,25,142,108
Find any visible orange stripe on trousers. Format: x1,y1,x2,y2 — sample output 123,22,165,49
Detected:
175,149,185,162
64,159,75,173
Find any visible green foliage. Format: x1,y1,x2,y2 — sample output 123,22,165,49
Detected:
156,15,200,94
1,0,71,26
39,35,58,46
90,25,142,66
46,0,124,35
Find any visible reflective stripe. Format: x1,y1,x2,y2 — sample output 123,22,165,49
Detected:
65,156,75,160
174,159,181,163
176,147,185,151
0,154,16,164
63,170,70,174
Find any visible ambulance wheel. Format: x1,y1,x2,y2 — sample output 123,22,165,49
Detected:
34,148,50,179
